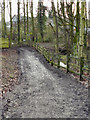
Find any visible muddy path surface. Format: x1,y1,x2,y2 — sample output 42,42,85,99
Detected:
2,47,88,119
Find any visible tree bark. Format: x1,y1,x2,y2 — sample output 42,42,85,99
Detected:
18,0,20,44
52,1,59,53
31,1,35,42
2,0,6,38
27,0,29,35
79,2,86,58
9,1,12,47
23,0,26,40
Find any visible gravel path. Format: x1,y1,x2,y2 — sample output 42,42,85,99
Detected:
2,47,89,119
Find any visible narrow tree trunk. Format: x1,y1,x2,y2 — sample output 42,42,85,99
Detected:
1,1,3,38
2,0,6,38
76,2,80,36
4,0,6,38
87,3,90,74
18,0,20,44
55,13,59,54
27,0,29,35
76,1,80,55
79,2,86,58
9,1,12,47
61,1,68,52
31,0,35,42
84,4,87,48
39,2,43,42
23,0,26,40
69,2,73,50
52,1,59,53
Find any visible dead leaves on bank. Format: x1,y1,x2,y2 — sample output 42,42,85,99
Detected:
0,49,20,99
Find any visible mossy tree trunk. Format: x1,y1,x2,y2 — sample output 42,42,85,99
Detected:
4,0,6,38
84,4,87,48
60,1,68,52
76,2,80,34
79,2,86,58
79,1,86,80
52,1,59,53
37,1,47,42
37,1,46,42
66,2,74,54
87,5,90,74
31,0,35,42
1,1,3,38
76,1,80,55
69,2,73,51
26,0,29,36
23,0,26,40
2,0,6,38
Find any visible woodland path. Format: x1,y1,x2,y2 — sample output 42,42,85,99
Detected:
2,47,88,119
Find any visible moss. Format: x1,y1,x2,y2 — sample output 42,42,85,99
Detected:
0,38,9,48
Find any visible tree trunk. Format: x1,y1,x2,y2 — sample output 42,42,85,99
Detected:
18,0,20,45
23,0,26,40
69,2,73,50
31,1,35,42
2,0,6,38
52,1,59,53
61,1,68,52
9,1,12,47
79,2,86,58
27,0,29,35
76,1,80,55
76,2,80,34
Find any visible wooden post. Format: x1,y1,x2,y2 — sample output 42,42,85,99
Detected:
37,43,38,50
47,51,50,63
35,34,37,47
51,52,54,66
80,57,84,81
67,54,70,73
58,54,60,68
9,1,12,47
18,0,20,45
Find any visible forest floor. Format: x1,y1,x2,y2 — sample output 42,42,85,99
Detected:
0,47,89,119
0,48,20,119
0,48,20,97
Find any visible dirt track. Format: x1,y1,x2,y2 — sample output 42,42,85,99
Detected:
1,47,89,119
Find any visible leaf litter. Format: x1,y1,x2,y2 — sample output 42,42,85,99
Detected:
0,49,20,99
